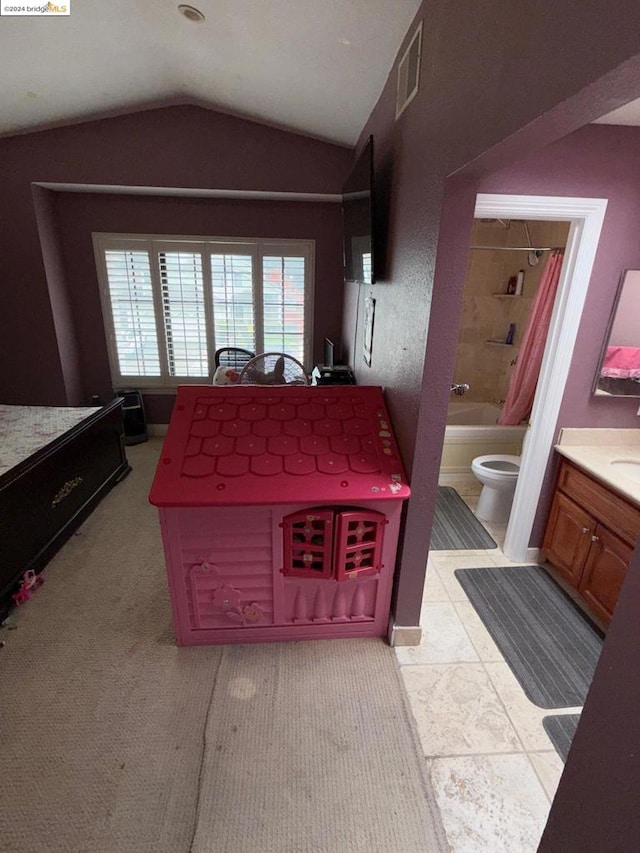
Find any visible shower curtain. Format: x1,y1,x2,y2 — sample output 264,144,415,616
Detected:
498,250,564,426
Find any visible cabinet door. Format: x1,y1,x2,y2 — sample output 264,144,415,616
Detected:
579,524,632,627
541,491,593,587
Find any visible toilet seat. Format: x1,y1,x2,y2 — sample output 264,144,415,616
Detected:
472,454,520,479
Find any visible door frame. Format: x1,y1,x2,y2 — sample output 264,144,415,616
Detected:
474,193,608,562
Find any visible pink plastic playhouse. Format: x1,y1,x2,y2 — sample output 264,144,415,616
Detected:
149,385,410,645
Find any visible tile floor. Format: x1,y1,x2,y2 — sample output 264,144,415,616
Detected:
396,479,583,852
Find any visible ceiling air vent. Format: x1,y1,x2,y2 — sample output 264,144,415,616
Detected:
395,21,422,120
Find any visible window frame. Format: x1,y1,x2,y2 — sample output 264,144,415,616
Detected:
93,233,315,390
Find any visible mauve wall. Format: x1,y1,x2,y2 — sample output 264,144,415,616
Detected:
344,0,640,629
475,124,640,541
0,105,351,406
52,191,345,422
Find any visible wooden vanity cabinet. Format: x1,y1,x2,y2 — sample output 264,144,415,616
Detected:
542,490,594,586
542,459,640,628
579,525,632,624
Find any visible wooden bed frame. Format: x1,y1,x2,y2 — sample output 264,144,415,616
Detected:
0,398,131,620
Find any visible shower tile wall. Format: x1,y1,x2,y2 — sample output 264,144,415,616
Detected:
454,219,570,406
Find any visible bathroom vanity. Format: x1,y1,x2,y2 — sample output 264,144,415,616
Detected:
542,430,640,629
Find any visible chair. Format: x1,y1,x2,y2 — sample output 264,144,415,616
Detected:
214,347,255,370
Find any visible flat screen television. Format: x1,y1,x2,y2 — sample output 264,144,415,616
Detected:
342,135,374,284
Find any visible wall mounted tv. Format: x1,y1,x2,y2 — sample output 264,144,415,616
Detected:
342,134,375,284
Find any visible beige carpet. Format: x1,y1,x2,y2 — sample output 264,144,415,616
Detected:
0,439,448,853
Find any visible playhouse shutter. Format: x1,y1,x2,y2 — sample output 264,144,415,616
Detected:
282,509,334,579
334,510,386,581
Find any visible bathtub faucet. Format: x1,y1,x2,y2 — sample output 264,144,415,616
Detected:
450,383,470,396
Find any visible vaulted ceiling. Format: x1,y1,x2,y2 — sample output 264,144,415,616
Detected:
0,0,422,145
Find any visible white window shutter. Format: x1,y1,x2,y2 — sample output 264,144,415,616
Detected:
104,249,161,377
210,253,256,353
262,254,305,363
158,251,208,377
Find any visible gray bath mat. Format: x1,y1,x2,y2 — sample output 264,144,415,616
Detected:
543,714,580,763
454,565,603,708
430,486,497,550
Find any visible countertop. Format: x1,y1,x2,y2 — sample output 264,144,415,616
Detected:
555,428,640,506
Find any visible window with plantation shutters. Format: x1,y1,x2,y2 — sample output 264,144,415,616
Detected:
94,235,313,388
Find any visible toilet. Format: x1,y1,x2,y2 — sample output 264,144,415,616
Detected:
471,454,521,524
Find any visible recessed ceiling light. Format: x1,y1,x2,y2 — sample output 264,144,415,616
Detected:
178,4,205,23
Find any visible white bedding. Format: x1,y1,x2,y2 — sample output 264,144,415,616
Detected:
0,404,101,478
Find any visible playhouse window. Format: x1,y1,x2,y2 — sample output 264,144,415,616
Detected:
282,508,385,580
283,510,334,579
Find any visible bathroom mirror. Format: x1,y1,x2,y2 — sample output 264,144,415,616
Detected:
593,269,640,397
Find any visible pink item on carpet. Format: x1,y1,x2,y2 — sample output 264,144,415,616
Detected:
149,385,410,646
600,345,640,379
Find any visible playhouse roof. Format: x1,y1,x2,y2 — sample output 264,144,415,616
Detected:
149,385,410,507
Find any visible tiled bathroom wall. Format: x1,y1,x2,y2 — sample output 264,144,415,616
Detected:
453,219,571,406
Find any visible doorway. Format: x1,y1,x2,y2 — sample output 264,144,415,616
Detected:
441,215,571,547
471,193,607,562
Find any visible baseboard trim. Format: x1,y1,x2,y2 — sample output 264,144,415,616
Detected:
525,546,540,564
148,423,168,437
438,472,477,485
388,624,422,647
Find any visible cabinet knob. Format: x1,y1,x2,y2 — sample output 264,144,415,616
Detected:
581,527,589,534
591,534,600,543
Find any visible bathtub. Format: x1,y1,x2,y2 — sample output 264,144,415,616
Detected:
439,401,528,481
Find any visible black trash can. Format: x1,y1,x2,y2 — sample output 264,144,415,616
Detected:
116,389,148,445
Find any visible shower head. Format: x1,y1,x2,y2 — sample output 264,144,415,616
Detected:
522,221,541,266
